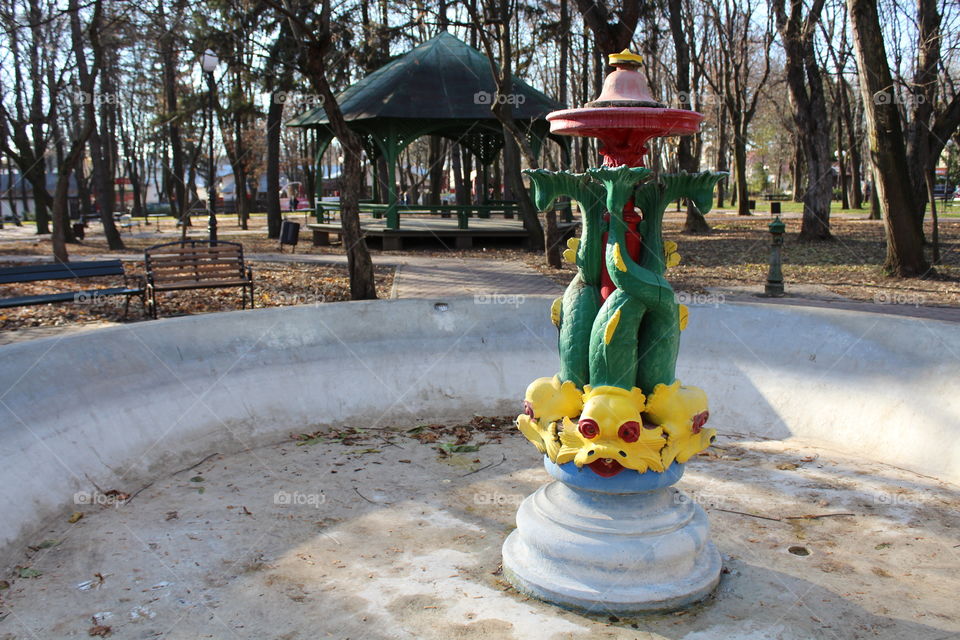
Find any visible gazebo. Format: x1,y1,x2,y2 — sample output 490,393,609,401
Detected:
286,32,566,230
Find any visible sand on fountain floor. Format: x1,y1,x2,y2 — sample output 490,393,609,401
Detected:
0,426,957,640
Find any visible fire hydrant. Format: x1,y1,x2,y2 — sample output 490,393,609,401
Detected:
765,216,786,297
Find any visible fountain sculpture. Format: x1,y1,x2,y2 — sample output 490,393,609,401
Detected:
502,49,727,614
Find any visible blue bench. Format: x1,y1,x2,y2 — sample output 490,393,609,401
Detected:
0,260,145,318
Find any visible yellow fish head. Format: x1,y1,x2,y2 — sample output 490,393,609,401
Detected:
523,375,583,426
557,386,665,476
645,381,715,467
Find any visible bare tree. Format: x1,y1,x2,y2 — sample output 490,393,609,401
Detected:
0,0,59,235
265,0,377,299
697,0,773,216
847,0,927,276
773,0,833,240
903,0,960,239
574,0,641,54
77,0,123,249
469,0,546,251
668,0,710,233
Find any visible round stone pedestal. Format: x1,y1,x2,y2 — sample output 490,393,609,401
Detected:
502,459,721,614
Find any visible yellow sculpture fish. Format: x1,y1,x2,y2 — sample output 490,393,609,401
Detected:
644,380,714,467
556,385,665,476
516,375,583,462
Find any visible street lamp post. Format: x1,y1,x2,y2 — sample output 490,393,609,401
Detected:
201,49,219,245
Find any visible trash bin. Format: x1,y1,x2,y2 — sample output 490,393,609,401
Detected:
279,219,301,253
770,201,781,215
72,223,85,240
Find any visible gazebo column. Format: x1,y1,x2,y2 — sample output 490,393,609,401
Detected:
369,129,403,230
383,140,401,230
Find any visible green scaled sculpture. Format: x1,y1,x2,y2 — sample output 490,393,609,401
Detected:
516,53,728,479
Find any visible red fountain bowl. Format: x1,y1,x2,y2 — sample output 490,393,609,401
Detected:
547,107,704,167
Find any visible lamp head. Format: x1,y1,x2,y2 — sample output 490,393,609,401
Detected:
201,49,219,73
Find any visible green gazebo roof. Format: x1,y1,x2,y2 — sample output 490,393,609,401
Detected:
286,33,566,166
287,32,563,126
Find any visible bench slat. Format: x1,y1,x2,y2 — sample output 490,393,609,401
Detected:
150,259,242,267
147,249,242,259
0,260,125,284
150,263,243,273
153,269,245,283
147,246,243,256
147,257,242,267
0,287,140,308
150,262,243,271
152,280,251,292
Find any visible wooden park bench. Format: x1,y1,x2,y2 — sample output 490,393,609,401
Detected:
0,260,145,318
143,240,254,319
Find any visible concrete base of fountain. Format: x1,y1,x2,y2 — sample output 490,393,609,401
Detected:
503,461,721,614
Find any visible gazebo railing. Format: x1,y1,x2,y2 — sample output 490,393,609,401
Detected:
314,200,574,229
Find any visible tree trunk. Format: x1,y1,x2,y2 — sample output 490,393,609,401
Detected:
265,91,284,238
868,172,881,220
28,166,51,233
75,159,94,221
848,0,928,276
158,0,186,224
732,128,750,216
75,2,123,249
669,0,710,234
774,0,832,240
56,0,101,261
839,77,864,208
715,103,728,207
544,0,570,267
574,0,640,57
791,137,804,202
290,0,377,299
836,112,850,210
489,0,544,249
925,170,940,264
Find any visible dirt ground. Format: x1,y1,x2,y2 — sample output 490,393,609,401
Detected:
0,419,957,640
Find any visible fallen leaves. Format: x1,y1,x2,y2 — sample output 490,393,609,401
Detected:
68,512,84,523
88,624,111,637
438,443,480,454
406,416,514,452
0,255,394,333
293,427,374,447
27,539,60,552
